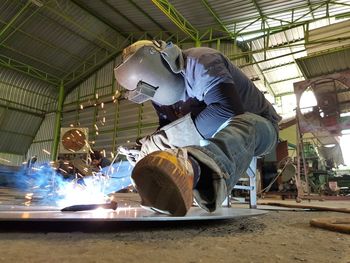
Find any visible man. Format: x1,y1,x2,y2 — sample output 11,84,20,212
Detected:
114,40,281,216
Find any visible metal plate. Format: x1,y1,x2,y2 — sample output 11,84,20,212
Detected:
0,206,267,222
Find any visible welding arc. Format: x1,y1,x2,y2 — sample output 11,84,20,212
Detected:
61,201,118,212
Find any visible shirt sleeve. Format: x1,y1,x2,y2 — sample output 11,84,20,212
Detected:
194,82,244,138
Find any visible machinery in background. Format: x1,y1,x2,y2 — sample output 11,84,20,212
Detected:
56,127,92,178
293,70,350,200
260,139,350,199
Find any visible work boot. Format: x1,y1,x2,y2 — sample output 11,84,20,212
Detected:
131,149,197,216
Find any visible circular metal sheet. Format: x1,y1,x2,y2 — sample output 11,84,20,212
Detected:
0,206,267,222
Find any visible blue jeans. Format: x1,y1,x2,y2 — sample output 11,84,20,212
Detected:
186,112,278,211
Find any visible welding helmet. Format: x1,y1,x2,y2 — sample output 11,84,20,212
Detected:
114,40,185,105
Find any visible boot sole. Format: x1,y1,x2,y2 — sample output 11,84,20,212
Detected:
131,151,193,216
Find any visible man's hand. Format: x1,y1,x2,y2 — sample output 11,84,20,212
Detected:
118,146,141,166
139,113,203,161
121,114,203,166
138,130,175,160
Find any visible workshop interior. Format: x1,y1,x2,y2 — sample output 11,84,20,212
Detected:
0,0,350,228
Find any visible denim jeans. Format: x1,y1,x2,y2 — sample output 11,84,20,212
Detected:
186,112,278,211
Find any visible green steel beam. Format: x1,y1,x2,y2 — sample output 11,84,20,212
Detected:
201,0,233,39
307,0,316,20
0,1,44,46
239,49,306,68
0,102,45,117
45,3,118,52
0,17,85,64
231,1,328,24
269,76,301,85
0,54,61,85
51,81,64,161
198,2,349,41
0,79,56,100
100,0,144,32
1,44,69,75
32,6,112,56
261,61,296,72
71,0,129,38
0,0,31,36
127,0,169,33
275,91,295,97
151,0,199,42
255,63,275,96
0,0,32,43
91,73,98,142
63,35,133,87
0,128,35,139
251,0,264,19
294,2,326,23
201,0,274,96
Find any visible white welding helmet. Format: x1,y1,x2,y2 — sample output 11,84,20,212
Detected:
114,40,185,105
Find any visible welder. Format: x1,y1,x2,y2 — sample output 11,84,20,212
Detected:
114,40,281,216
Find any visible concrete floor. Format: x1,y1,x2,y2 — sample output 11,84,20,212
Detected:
0,188,349,263
0,209,349,263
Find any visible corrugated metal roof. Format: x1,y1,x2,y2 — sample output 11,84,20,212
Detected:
0,68,57,113
170,0,218,30
296,47,350,78
0,108,43,154
307,19,350,54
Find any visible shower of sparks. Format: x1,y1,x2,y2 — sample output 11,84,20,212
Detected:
14,149,133,209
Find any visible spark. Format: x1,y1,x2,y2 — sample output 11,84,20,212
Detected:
101,102,104,109
25,193,34,200
58,168,68,174
96,131,99,135
94,124,99,131
95,93,99,99
80,104,84,110
42,149,51,155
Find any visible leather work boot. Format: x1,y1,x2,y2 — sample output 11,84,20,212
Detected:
131,149,195,216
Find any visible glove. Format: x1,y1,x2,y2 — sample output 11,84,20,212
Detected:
138,114,203,160
118,146,141,167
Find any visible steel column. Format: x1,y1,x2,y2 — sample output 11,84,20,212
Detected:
51,81,65,161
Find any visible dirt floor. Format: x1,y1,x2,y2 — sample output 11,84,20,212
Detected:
0,208,349,263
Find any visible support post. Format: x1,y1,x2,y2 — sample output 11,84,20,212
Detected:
51,81,65,161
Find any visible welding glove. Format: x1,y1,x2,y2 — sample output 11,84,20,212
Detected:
138,113,203,161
